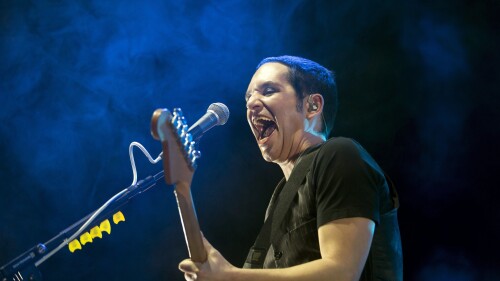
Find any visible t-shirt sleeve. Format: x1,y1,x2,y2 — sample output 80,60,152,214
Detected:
312,138,384,228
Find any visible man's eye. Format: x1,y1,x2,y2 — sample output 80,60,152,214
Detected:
263,87,276,95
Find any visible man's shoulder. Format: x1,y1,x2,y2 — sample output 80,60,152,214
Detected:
319,137,384,178
319,137,363,158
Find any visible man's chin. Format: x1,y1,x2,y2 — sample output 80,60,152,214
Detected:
259,146,274,162
261,154,274,162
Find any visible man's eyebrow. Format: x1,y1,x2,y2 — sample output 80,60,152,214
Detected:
250,81,279,92
260,81,280,88
245,81,280,99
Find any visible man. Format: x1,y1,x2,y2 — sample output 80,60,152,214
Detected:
179,56,403,280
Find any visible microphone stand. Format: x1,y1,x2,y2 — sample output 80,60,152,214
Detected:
0,170,165,281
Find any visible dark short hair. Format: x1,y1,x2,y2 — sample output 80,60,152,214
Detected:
257,55,338,138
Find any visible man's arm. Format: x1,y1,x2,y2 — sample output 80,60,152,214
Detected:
179,217,375,281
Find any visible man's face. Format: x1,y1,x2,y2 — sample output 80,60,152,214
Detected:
245,62,307,163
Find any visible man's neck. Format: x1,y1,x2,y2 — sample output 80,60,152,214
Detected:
278,137,325,180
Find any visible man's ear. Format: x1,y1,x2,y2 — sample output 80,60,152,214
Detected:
306,94,324,118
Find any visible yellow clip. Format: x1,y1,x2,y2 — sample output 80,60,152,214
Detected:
90,226,102,239
100,219,111,235
80,232,93,245
113,211,125,224
68,239,82,253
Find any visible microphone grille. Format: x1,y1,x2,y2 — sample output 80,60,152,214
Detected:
208,102,230,125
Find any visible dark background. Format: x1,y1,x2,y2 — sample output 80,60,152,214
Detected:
1,0,499,280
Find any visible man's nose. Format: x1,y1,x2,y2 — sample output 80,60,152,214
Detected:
246,93,263,111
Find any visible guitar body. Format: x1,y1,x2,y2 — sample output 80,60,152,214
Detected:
151,108,207,262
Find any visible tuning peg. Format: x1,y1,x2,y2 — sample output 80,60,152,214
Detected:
190,150,201,165
188,142,195,155
173,108,183,117
180,124,189,138
177,121,186,137
172,108,181,124
192,150,201,159
183,133,193,147
175,117,185,130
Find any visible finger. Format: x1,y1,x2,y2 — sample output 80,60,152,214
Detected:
184,272,197,281
179,259,199,274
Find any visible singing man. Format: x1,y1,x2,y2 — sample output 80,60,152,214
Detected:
179,55,403,281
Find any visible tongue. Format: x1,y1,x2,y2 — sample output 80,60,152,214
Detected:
262,124,276,138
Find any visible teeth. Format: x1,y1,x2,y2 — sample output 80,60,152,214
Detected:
252,116,276,140
253,117,272,124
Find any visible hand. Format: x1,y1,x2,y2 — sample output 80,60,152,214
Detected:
178,235,236,281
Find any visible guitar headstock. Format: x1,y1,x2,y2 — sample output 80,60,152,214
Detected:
151,108,201,185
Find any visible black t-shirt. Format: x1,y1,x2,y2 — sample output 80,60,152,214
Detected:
262,137,403,280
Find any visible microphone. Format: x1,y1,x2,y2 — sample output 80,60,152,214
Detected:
188,103,230,140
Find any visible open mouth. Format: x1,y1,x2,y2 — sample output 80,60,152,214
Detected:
254,117,277,140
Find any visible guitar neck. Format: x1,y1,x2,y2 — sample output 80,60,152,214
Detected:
174,181,207,263
150,108,206,263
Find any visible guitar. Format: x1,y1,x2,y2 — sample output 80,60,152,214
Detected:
150,108,207,263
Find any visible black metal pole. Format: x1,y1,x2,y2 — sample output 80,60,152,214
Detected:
0,170,165,281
